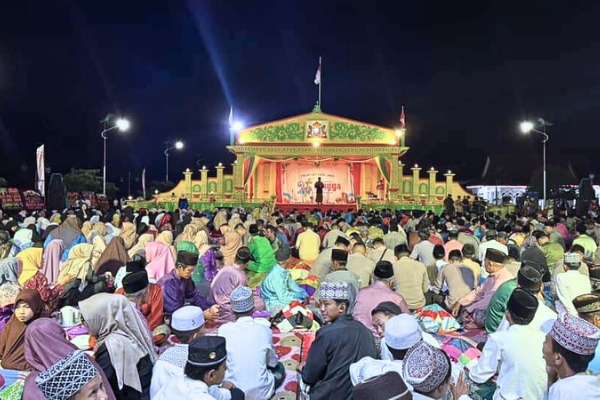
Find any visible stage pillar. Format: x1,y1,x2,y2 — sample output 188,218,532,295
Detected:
183,169,193,198
428,167,438,201
389,156,401,201
233,153,246,201
216,163,225,198
398,162,405,195
200,166,208,199
411,165,421,199
444,170,455,196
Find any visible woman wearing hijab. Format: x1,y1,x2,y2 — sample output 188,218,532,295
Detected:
194,231,218,282
16,246,43,285
57,243,94,283
0,289,44,370
119,222,138,250
0,258,23,333
95,237,129,277
128,233,154,259
81,220,93,240
220,231,243,267
92,221,108,238
145,241,175,282
44,217,86,261
174,224,198,246
9,228,34,257
41,239,64,285
0,231,11,259
90,231,107,269
22,318,117,400
79,293,156,400
156,230,177,260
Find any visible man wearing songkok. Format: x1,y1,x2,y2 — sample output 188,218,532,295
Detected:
403,342,470,400
158,246,220,321
299,281,377,400
573,293,600,374
36,350,108,400
352,371,412,400
247,224,276,274
469,289,548,399
310,235,350,278
393,244,430,310
485,262,543,333
556,252,592,315
353,261,410,336
542,303,600,399
477,229,508,271
368,237,396,264
218,286,283,399
317,248,360,312
351,314,442,387
346,241,376,288
153,336,243,400
117,265,167,345
434,249,476,310
452,248,514,329
150,305,206,398
494,263,557,333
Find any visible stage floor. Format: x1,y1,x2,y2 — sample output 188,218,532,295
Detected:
275,203,358,213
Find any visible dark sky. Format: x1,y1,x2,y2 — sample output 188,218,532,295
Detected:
1,0,599,190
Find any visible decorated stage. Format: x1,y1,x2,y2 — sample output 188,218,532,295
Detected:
275,202,357,214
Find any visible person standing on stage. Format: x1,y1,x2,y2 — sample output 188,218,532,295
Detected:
314,177,324,205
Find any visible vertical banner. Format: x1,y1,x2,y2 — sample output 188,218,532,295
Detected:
36,145,45,197
142,168,146,198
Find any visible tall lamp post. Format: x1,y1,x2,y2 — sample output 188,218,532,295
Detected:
520,118,550,209
100,115,130,195
165,141,184,182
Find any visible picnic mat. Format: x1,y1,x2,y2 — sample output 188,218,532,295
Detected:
270,331,315,400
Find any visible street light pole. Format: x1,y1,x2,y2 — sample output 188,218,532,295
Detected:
165,148,170,182
164,141,184,182
541,124,549,210
520,119,550,209
100,116,130,195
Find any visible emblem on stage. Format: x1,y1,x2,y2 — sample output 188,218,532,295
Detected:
306,120,328,139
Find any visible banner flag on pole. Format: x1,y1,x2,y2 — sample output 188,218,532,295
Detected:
399,106,406,130
314,58,321,85
142,168,146,199
36,145,45,197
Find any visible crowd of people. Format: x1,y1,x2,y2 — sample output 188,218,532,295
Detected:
0,199,598,399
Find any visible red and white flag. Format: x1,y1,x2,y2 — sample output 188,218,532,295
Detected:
399,106,406,130
36,145,45,197
314,57,321,85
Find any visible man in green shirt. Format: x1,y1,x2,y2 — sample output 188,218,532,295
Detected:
534,231,564,276
573,223,598,259
247,224,277,273
485,263,544,333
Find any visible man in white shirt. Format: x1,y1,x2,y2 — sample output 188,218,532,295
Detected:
383,222,406,250
153,336,242,400
556,252,592,315
542,304,600,399
218,286,283,399
469,289,548,400
368,238,396,264
410,229,436,267
478,230,508,270
150,305,206,398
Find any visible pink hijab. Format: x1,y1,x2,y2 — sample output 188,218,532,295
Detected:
145,241,175,281
23,318,116,400
41,239,64,285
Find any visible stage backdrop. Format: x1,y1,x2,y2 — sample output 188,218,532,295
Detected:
282,163,355,203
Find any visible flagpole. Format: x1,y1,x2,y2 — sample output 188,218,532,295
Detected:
318,56,322,107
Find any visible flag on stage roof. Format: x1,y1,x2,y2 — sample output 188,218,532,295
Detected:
314,57,321,85
228,107,233,126
399,106,406,130
36,145,45,197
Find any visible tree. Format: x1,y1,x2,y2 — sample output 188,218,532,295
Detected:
63,169,118,197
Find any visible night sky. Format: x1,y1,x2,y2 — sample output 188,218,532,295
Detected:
1,0,599,191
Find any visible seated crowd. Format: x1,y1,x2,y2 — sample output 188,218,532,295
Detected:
0,203,598,399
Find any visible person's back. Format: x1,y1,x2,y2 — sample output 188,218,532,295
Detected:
437,262,475,309
218,317,276,398
248,234,276,273
392,253,429,309
296,229,321,261
556,270,591,315
310,247,334,278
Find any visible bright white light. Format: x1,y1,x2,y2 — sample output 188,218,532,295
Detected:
116,118,130,131
312,142,320,147
231,121,244,132
396,129,403,137
154,189,159,194
390,139,396,145
218,162,223,167
185,168,190,172
127,195,133,200
175,141,184,150
520,121,534,133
